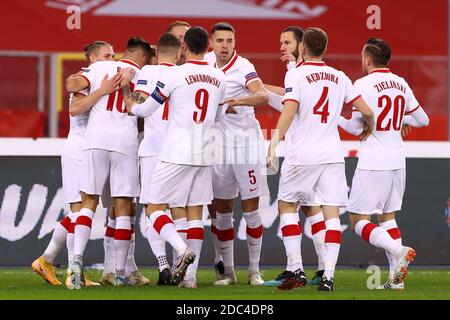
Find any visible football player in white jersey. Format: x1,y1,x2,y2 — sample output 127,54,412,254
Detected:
167,20,191,65
31,41,117,287
65,36,153,289
130,33,186,286
264,26,329,287
268,28,374,291
123,27,227,288
136,22,191,285
204,22,269,286
341,38,428,289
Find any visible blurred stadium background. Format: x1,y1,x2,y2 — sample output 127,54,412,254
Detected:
0,0,449,269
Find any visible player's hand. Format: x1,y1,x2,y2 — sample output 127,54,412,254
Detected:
266,147,277,171
120,68,136,87
225,98,240,107
280,53,296,64
359,122,373,141
225,105,237,114
401,124,412,138
99,73,123,95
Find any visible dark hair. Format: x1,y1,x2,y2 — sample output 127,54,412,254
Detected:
83,41,111,60
157,32,182,55
167,20,191,32
364,38,391,67
184,26,209,54
211,22,235,34
282,26,304,42
126,36,154,57
302,27,328,57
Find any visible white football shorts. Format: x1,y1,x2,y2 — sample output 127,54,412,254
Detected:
347,168,406,215
278,162,348,207
148,161,213,207
80,149,140,198
61,154,82,204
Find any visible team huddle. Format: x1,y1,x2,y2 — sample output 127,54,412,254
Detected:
31,20,429,292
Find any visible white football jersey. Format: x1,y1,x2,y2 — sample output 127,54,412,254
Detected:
204,51,263,147
80,59,140,157
134,59,226,166
62,88,89,160
283,61,360,165
353,68,421,170
134,63,175,157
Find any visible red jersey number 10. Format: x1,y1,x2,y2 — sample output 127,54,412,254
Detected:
106,68,134,113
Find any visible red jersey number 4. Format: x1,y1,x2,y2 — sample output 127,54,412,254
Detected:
313,87,330,123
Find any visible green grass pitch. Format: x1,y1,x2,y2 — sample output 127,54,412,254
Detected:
1,267,449,300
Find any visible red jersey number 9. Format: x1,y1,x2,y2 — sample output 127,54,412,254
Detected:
193,89,209,123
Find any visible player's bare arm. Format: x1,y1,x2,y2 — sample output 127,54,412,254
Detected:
123,87,148,115
352,97,374,140
66,74,90,93
264,84,285,96
69,73,122,116
225,80,269,107
267,100,298,169
124,84,164,117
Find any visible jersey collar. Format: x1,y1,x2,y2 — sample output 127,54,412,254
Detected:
296,60,305,68
186,59,209,65
369,68,391,74
159,62,176,67
119,59,141,69
302,61,327,67
215,51,238,73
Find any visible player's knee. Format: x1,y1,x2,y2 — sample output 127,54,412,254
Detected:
242,197,259,212
215,199,234,213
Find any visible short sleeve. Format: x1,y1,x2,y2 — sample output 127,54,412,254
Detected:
344,75,361,104
148,68,174,104
80,62,99,89
134,68,154,96
404,82,421,114
241,60,260,88
282,69,300,104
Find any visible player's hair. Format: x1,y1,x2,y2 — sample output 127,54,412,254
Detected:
157,33,182,55
302,27,328,57
83,41,112,60
282,26,304,42
364,38,391,67
184,26,209,54
211,22,235,34
126,36,154,58
167,20,191,32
